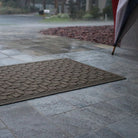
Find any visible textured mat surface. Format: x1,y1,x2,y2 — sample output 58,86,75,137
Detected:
0,58,125,106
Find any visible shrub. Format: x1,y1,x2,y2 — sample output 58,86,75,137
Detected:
83,13,92,20
76,10,85,19
57,13,69,18
0,6,32,14
89,7,100,19
68,0,78,19
50,13,69,19
1,0,17,7
103,6,113,19
83,7,100,20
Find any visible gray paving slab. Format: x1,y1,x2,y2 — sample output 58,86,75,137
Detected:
0,129,15,138
107,95,138,115
32,101,75,117
59,88,104,108
75,132,98,138
0,57,25,65
28,94,64,106
0,120,5,129
0,103,71,138
28,94,76,117
48,106,123,136
31,54,69,62
11,55,37,62
0,53,8,59
48,109,101,136
95,127,123,138
0,45,4,50
83,102,132,124
0,63,4,66
0,49,21,56
107,116,138,138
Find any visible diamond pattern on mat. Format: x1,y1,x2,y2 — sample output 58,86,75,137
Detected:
0,58,125,105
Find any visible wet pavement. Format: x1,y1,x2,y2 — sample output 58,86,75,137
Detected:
0,15,138,138
0,14,113,57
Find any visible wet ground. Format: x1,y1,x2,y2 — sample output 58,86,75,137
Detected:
0,14,114,57
0,15,138,138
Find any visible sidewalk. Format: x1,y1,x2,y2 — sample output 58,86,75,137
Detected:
0,39,138,138
0,16,137,138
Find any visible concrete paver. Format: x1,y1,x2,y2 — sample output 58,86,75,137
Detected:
108,116,138,138
0,53,7,59
95,127,123,138
0,129,15,138
0,120,5,129
0,15,137,138
0,104,70,138
0,57,25,65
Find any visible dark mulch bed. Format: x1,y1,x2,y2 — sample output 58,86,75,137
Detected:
40,25,114,45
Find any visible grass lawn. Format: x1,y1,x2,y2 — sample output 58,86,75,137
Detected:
42,17,71,22
41,13,72,23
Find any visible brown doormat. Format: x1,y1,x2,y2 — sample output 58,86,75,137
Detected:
0,58,125,106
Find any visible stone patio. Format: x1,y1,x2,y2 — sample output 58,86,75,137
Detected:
0,15,137,138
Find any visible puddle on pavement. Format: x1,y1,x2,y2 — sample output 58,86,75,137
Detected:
0,35,94,56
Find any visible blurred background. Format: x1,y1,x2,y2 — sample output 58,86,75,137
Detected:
0,0,113,21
